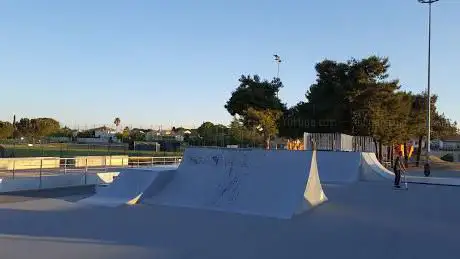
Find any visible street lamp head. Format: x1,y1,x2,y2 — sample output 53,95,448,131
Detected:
418,0,439,3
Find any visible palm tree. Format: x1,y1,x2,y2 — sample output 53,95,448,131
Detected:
114,117,121,131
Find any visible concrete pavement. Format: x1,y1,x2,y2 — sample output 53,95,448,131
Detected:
0,181,458,259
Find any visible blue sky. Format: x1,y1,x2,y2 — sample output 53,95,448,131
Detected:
1,0,459,129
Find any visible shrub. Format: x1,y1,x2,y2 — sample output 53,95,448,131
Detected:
440,153,454,162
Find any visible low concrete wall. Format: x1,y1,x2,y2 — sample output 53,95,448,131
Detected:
75,156,105,167
105,156,129,166
0,172,119,193
0,157,60,170
75,156,128,167
0,159,8,170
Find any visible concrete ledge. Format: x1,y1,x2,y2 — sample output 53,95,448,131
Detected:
74,156,129,167
0,157,60,170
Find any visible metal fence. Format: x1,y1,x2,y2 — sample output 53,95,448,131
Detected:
128,156,181,167
0,156,182,179
303,132,378,152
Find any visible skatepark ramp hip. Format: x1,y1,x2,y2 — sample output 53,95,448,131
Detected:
316,151,362,184
78,165,177,207
141,147,327,219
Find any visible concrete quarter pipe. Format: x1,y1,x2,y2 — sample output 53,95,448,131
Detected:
78,166,177,207
141,147,327,219
360,152,460,186
360,152,394,181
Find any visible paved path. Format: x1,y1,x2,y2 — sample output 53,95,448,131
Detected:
0,181,458,259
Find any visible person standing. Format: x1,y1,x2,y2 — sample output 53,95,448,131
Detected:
394,152,406,188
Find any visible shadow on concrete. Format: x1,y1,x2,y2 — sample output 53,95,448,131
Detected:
0,185,96,204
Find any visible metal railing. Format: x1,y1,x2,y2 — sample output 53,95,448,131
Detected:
0,156,182,179
128,156,181,167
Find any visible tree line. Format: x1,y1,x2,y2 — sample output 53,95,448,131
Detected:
0,117,60,140
223,55,458,163
1,55,457,162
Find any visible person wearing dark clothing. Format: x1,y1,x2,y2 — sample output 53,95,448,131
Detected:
393,154,405,188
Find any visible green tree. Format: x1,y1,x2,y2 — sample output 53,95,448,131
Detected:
16,118,34,138
225,75,285,118
246,107,283,149
283,56,404,157
432,112,458,139
0,121,14,139
279,102,317,139
405,92,457,166
305,56,400,135
31,118,60,138
129,129,146,141
364,90,411,159
122,127,130,140
228,117,263,147
50,126,73,137
196,122,228,146
407,92,434,166
225,75,286,148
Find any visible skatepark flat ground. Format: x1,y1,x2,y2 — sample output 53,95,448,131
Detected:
406,169,460,178
0,182,458,259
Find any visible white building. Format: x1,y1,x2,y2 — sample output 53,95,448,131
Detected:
77,126,120,144
438,136,460,150
145,128,189,142
94,126,117,139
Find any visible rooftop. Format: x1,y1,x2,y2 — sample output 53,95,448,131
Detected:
441,135,460,142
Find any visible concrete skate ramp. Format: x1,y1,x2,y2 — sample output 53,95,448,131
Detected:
78,166,177,207
360,152,394,181
359,152,460,186
316,151,362,184
142,147,327,219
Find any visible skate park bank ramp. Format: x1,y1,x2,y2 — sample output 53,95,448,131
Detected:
360,152,394,181
141,147,327,219
316,151,362,184
360,152,460,186
78,165,177,207
315,151,460,186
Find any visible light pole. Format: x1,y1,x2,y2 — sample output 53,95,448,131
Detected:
418,0,438,176
273,54,282,78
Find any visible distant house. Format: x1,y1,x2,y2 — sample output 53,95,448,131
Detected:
94,126,117,139
145,128,189,142
438,136,460,150
77,126,119,144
